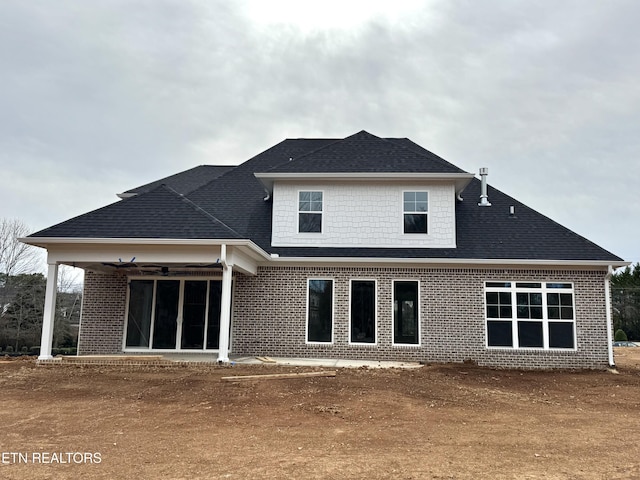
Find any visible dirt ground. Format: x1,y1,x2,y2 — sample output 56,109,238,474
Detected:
1,350,640,480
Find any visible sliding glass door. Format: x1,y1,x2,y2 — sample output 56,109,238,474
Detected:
125,279,224,350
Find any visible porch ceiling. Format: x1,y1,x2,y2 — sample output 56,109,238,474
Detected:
24,239,265,276
78,261,224,276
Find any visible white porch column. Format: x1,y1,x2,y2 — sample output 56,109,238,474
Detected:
217,262,233,363
38,263,59,360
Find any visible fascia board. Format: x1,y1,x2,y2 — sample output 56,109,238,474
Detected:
254,172,475,194
18,237,272,262
262,256,630,269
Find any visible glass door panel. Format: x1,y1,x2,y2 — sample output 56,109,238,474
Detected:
126,280,154,348
152,280,180,349
181,281,207,349
206,280,222,349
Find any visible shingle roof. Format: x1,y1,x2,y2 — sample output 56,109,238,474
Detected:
265,130,466,174
269,179,623,261
28,131,623,263
121,165,235,196
185,138,337,242
31,185,242,239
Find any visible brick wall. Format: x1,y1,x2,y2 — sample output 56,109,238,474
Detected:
233,266,610,369
76,265,611,369
77,270,128,355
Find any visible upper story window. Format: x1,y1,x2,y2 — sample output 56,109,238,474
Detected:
298,191,323,233
403,191,428,234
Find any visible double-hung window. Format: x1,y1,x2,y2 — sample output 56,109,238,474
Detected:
485,282,575,349
403,191,428,234
299,191,323,233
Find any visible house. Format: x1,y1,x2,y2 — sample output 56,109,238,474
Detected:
22,131,628,368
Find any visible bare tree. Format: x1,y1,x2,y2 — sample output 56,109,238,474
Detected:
0,218,42,275
58,265,84,293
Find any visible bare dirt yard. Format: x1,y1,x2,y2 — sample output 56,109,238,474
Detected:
1,350,640,480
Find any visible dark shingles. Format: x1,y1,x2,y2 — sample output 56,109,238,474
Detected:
27,131,624,262
186,138,337,245
454,179,624,261
268,179,623,262
30,185,242,240
264,131,467,174
122,165,235,196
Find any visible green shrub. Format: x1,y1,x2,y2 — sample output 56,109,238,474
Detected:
21,346,28,353
6,346,13,353
30,346,40,355
615,329,628,342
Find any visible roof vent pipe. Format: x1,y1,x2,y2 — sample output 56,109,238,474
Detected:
478,167,491,207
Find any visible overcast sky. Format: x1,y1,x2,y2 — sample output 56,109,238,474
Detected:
2,0,638,266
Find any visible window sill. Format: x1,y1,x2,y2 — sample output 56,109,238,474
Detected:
486,346,577,352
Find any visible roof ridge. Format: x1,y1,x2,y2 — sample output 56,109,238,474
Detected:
180,164,237,199
260,136,348,173
385,137,467,173
259,131,383,173
160,185,244,239
260,130,466,174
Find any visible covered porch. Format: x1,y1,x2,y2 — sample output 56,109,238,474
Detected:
21,238,270,363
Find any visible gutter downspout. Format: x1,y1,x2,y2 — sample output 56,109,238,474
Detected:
605,265,615,367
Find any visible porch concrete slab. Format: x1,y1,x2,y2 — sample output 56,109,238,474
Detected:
230,356,423,369
162,353,220,363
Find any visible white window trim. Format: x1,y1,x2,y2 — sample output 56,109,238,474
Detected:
391,279,422,347
401,190,430,235
484,281,577,351
348,278,378,346
297,190,324,235
305,277,335,345
122,275,226,353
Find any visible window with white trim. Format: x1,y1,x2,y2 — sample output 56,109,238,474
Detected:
307,279,333,343
485,282,575,349
350,280,376,344
299,191,323,233
125,278,223,350
393,280,420,345
403,191,428,234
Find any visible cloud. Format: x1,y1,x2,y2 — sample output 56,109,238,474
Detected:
1,0,638,263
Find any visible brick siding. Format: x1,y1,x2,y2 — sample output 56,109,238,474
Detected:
233,266,610,369
77,270,128,355
76,266,611,369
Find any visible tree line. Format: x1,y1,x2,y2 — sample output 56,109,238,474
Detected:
0,218,81,353
611,263,640,341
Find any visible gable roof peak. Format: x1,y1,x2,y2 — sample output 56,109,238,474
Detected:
347,129,379,138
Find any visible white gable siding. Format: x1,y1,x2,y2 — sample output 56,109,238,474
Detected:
271,182,456,248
